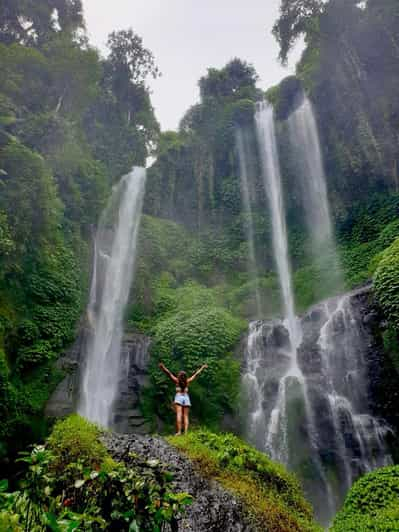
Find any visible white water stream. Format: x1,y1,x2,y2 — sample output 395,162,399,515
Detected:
78,167,146,427
288,96,342,291
236,128,262,317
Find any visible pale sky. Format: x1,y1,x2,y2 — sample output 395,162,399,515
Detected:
82,1,303,131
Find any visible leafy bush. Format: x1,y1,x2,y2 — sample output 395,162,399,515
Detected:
374,238,399,329
169,430,321,532
144,285,245,428
0,416,191,531
46,415,113,475
331,466,399,531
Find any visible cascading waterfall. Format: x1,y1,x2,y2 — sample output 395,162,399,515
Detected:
252,101,304,453
288,96,342,291
236,128,262,317
241,102,391,524
78,167,146,428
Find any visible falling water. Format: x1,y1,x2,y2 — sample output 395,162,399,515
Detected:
243,289,392,524
252,100,310,467
236,128,262,317
288,96,342,290
79,167,146,427
254,101,298,343
242,101,391,524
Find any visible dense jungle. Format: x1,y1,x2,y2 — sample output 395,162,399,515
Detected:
1,0,399,530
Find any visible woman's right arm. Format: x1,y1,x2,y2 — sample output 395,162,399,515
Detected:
159,362,178,383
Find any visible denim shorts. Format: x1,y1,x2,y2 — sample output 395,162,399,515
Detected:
174,393,191,407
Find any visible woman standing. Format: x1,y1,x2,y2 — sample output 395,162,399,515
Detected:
159,362,208,435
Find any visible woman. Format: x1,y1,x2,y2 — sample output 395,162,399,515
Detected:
159,361,208,435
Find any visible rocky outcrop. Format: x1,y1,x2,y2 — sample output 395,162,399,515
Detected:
102,432,253,532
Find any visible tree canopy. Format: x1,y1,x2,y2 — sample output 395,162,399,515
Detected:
0,0,85,46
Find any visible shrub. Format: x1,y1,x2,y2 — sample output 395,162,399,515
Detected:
47,414,111,474
145,303,244,428
374,238,399,329
331,466,399,531
0,416,191,531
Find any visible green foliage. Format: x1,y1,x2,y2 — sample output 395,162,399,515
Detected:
272,0,324,64
46,415,112,474
0,0,85,46
374,238,399,330
382,326,399,375
231,99,256,126
106,29,160,88
0,2,159,465
199,58,259,101
272,76,303,121
293,254,342,312
0,141,61,254
0,416,191,531
169,430,321,531
331,466,399,532
145,293,245,428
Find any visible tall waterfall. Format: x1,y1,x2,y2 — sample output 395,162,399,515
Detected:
79,167,146,427
240,103,391,524
250,101,307,465
254,101,298,342
288,96,342,291
236,128,262,317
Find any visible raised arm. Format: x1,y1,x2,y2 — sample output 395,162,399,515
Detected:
188,364,208,384
159,362,178,384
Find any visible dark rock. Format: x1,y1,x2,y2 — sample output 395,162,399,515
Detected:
111,333,151,433
46,330,152,435
102,432,254,532
45,331,84,417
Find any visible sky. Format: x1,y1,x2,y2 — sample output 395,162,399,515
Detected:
82,0,303,131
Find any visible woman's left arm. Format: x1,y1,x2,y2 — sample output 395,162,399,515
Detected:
188,364,208,383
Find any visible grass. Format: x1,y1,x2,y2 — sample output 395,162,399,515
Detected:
167,429,322,532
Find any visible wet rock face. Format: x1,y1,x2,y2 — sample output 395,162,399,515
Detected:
45,332,84,418
102,432,254,532
112,334,151,433
46,331,152,434
242,285,398,525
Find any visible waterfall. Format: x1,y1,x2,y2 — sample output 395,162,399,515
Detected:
240,101,391,524
288,96,342,292
254,101,298,343
251,101,312,469
243,290,392,524
236,128,262,317
78,167,146,428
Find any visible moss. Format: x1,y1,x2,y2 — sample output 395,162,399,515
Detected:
168,430,321,532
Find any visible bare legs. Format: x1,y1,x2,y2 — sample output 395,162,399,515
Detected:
174,404,190,435
183,406,189,433
175,404,183,435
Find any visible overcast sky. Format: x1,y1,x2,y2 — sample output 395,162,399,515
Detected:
82,0,303,131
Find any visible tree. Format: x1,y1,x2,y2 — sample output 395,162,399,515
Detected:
106,29,160,91
0,0,84,46
199,58,258,101
272,0,324,64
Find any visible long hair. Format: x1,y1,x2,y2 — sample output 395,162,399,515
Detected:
178,371,187,391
